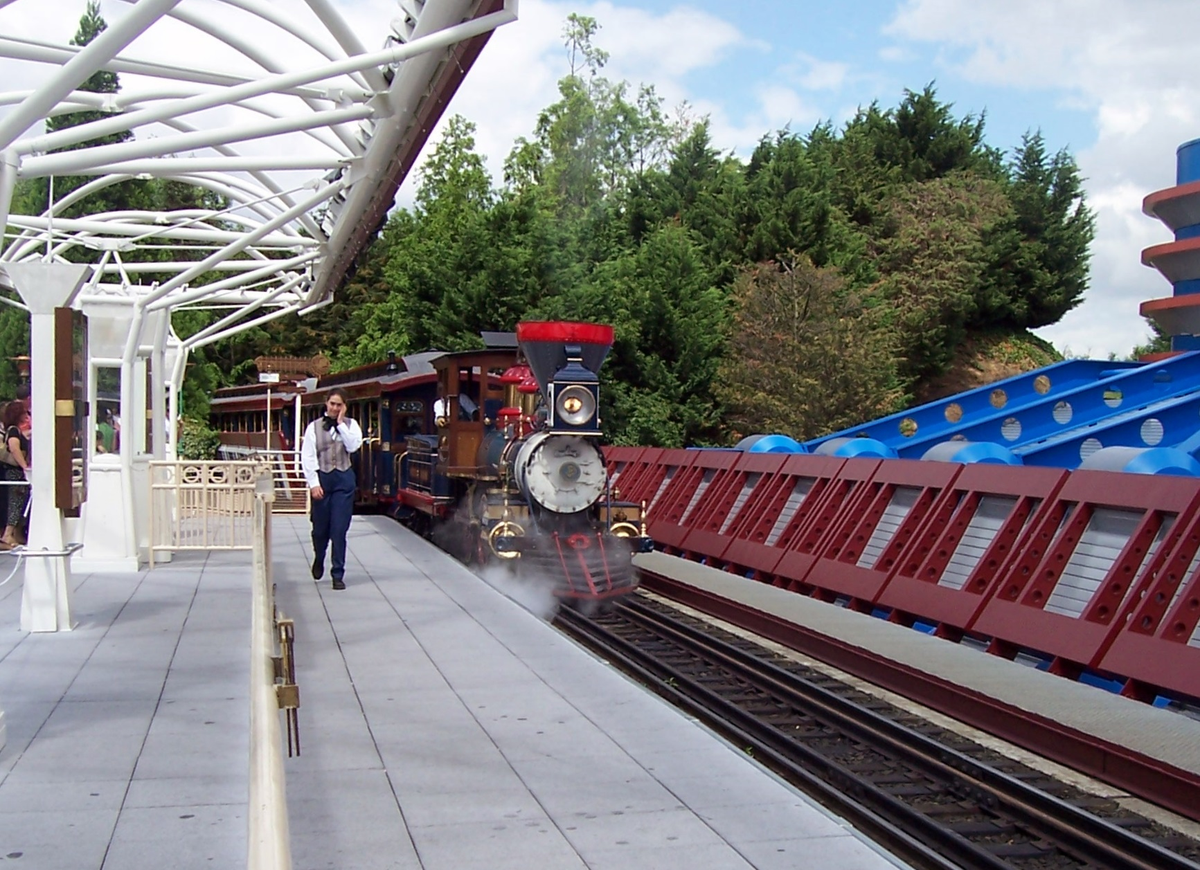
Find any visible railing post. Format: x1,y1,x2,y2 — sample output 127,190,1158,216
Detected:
248,472,290,870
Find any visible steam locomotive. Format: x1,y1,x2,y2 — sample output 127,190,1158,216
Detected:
396,321,651,607
210,321,651,608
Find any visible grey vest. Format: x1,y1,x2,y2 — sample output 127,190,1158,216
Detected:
314,420,352,474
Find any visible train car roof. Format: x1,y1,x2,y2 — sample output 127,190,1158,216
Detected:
431,347,521,373
213,351,444,401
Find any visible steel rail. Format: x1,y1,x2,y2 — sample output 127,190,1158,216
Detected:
555,605,995,870
618,596,1199,870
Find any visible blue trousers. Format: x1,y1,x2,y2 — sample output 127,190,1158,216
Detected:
311,467,355,579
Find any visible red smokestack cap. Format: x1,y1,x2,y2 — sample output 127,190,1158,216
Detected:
516,321,614,394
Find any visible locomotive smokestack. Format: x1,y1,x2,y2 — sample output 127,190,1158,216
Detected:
516,321,614,399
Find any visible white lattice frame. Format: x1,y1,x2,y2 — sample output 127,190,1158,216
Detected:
0,0,515,435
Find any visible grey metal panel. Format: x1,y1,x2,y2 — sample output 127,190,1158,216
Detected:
856,487,920,569
681,469,715,524
719,473,761,535
1045,509,1172,618
647,467,676,514
938,495,1019,591
765,478,816,546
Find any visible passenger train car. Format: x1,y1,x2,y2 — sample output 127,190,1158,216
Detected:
210,322,650,607
209,352,439,512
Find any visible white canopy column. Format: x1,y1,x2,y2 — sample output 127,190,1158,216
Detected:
5,262,89,632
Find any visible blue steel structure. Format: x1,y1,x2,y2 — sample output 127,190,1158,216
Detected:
800,352,1200,473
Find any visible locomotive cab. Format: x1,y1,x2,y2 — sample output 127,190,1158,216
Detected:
432,346,518,478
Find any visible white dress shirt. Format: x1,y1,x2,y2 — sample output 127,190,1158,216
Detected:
300,416,363,488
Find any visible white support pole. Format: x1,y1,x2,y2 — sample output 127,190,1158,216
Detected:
4,262,90,632
293,393,302,464
168,343,190,461
0,148,18,246
151,310,169,460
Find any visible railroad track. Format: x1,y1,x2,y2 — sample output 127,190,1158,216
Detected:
554,594,1200,870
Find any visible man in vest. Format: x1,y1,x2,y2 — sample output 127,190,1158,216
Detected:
301,388,362,589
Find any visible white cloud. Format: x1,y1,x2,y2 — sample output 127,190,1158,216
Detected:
889,0,1200,358
398,0,763,199
779,51,851,92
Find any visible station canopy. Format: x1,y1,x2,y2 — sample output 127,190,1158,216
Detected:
0,0,512,341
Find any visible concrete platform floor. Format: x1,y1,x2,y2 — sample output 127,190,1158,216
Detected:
0,515,911,869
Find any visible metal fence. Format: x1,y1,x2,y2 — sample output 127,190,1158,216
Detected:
149,461,269,565
215,449,310,514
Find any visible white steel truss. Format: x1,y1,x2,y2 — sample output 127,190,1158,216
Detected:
0,0,513,595
0,0,515,353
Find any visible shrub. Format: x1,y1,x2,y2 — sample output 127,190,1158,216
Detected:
176,415,222,460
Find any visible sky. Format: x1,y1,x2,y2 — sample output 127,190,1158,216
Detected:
3,0,1198,360
420,0,1200,360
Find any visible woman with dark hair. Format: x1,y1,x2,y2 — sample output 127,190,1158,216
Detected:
300,388,362,589
2,400,31,548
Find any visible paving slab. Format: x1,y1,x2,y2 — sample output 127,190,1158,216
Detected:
273,515,909,870
0,515,910,869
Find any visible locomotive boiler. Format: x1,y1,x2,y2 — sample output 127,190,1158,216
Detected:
395,321,651,608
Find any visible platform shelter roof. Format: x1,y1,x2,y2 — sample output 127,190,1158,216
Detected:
0,0,513,345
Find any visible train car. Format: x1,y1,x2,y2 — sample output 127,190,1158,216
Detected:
209,352,439,511
395,321,652,609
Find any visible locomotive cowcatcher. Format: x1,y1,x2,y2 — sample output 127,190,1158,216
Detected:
394,321,651,607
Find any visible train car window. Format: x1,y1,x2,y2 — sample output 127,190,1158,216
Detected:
365,402,379,438
392,400,424,439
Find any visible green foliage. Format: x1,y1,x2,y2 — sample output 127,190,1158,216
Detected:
869,173,1012,386
75,14,1087,449
0,302,30,399
1129,320,1172,360
532,222,729,446
714,257,904,440
978,132,1095,328
176,415,222,460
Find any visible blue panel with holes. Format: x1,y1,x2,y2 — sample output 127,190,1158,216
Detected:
802,352,1200,470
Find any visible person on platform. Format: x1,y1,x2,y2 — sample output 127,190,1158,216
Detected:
300,388,362,590
2,401,31,549
97,409,116,454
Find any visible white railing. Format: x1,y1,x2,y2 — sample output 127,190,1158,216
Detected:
148,460,268,566
248,473,293,870
217,448,310,514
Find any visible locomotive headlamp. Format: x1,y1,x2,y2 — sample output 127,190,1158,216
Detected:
555,385,595,427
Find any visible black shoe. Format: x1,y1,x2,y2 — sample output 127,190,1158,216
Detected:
312,556,324,580
331,576,346,590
